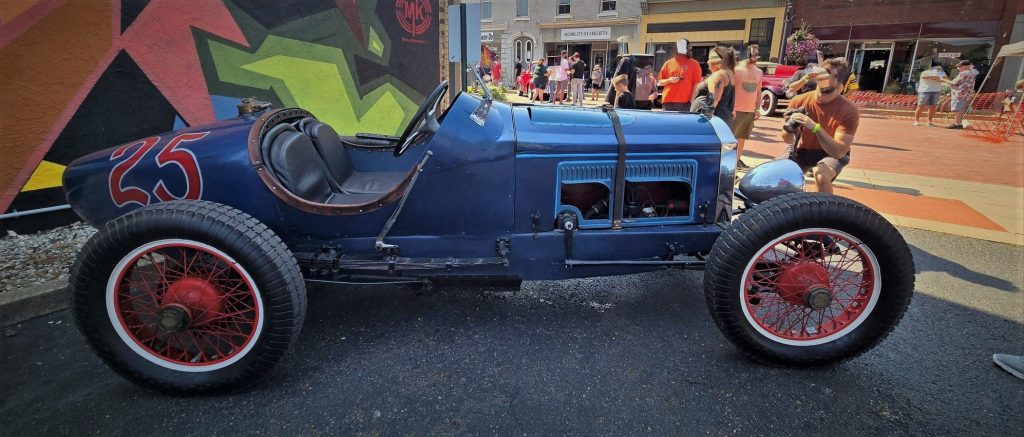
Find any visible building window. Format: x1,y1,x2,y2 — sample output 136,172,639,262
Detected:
557,0,570,15
525,40,534,62
516,0,528,17
748,18,775,60
515,41,523,63
481,0,491,20
602,1,616,12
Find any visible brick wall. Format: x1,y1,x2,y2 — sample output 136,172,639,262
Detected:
793,0,1008,26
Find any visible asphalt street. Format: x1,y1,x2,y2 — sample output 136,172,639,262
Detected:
1,227,1022,436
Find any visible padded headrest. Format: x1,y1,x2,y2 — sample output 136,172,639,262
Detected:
261,123,298,167
268,130,332,201
302,120,353,183
303,121,343,147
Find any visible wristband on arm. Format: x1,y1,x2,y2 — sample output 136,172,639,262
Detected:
812,123,822,134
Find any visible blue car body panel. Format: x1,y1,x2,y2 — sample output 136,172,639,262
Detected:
63,93,730,280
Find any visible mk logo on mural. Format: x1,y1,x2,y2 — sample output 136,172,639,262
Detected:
396,0,432,43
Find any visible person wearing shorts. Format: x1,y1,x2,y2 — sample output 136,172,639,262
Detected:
792,148,850,177
914,66,945,126
940,60,978,129
531,59,548,102
781,57,859,195
732,43,763,168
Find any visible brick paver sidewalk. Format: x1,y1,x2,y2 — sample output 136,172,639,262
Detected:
742,116,1023,245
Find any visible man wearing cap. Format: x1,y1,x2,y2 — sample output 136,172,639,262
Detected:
781,57,859,195
658,38,702,112
941,60,979,129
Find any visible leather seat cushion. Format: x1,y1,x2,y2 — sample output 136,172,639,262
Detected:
340,171,408,194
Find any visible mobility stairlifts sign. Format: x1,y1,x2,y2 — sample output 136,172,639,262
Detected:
560,27,612,41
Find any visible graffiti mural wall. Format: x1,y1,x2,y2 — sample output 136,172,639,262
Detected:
0,0,440,230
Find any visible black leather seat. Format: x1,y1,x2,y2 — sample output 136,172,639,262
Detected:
261,124,381,205
301,120,407,195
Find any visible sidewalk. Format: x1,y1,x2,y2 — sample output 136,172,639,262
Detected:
502,91,1024,245
743,116,1023,245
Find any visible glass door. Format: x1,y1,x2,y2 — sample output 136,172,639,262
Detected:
852,42,894,92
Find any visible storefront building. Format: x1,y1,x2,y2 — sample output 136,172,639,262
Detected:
537,0,642,75
480,0,543,86
639,0,786,75
792,0,1023,93
481,1,640,86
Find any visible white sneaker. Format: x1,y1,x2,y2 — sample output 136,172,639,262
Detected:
993,354,1024,380
913,122,923,126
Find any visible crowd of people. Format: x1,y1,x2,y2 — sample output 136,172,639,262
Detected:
512,37,992,195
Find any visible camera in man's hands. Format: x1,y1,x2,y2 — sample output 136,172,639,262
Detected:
783,107,806,133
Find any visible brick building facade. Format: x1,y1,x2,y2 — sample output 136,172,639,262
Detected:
790,0,1023,92
481,1,641,86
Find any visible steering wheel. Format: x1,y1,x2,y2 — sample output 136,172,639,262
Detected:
395,81,449,157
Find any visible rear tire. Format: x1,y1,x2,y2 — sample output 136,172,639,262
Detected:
759,90,779,116
704,193,914,365
69,200,306,393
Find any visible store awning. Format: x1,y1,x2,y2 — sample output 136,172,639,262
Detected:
996,41,1024,58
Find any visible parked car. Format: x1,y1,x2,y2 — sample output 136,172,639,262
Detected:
61,72,915,393
757,62,801,116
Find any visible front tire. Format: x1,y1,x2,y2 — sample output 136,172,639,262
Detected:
69,201,306,393
704,193,914,365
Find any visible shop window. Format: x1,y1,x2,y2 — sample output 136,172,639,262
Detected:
819,41,848,61
557,0,570,16
653,43,675,73
749,18,775,60
914,39,994,92
887,41,917,94
516,0,528,17
481,0,491,20
514,38,535,63
602,1,617,12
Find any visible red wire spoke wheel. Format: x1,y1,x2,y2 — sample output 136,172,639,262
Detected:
69,201,305,393
704,193,914,365
107,240,263,371
740,229,880,346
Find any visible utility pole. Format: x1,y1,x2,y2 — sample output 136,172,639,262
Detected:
780,0,794,64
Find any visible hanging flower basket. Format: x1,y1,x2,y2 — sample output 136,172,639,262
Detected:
785,23,820,65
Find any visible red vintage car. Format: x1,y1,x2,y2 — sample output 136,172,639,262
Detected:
757,62,801,116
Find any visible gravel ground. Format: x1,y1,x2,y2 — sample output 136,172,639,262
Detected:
0,222,96,293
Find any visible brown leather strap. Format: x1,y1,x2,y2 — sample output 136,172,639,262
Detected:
602,104,627,230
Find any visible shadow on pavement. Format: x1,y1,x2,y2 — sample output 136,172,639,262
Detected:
1,264,1021,435
836,178,922,196
911,243,1020,292
852,142,912,152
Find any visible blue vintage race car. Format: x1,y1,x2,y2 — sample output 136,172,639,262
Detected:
62,74,914,393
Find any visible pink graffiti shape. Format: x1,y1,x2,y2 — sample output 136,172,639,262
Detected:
334,0,364,46
122,0,249,126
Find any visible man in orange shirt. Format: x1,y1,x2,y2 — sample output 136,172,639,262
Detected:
782,58,858,195
658,38,702,112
